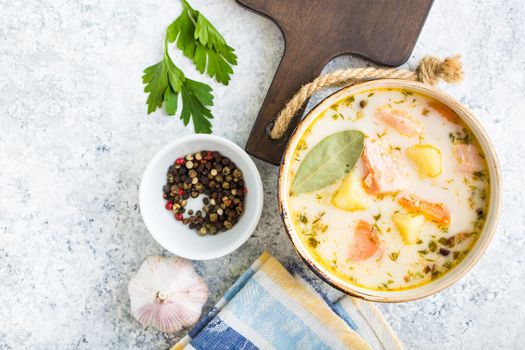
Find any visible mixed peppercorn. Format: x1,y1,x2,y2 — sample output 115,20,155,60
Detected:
163,151,246,235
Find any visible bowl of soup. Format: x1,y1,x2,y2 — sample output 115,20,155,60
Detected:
278,79,501,302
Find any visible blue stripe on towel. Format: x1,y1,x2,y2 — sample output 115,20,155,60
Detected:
226,278,332,350
223,265,258,301
191,316,258,350
332,301,359,331
189,306,220,338
189,265,258,339
287,263,335,305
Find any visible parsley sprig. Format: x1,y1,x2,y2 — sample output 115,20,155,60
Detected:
168,0,237,85
142,0,237,133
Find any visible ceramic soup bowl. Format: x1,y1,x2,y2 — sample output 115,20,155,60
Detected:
278,79,501,302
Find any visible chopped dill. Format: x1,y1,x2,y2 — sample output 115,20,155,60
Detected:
473,170,486,181
389,251,400,261
308,237,319,248
342,95,355,107
332,112,344,120
299,213,308,224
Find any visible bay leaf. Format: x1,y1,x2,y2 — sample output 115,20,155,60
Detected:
291,130,364,194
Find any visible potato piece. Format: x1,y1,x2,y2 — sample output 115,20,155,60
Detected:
406,144,442,177
332,171,369,211
392,213,425,245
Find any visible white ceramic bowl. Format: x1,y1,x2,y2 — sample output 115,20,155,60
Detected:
140,135,263,260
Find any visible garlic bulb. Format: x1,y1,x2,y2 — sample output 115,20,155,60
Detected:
128,256,208,333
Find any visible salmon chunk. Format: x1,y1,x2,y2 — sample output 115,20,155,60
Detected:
362,141,408,195
428,100,459,123
453,144,484,173
348,220,379,261
398,194,451,227
375,106,423,136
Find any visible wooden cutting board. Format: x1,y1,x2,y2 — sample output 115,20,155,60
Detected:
237,0,434,165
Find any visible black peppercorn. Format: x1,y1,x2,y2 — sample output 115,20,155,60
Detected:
439,248,450,256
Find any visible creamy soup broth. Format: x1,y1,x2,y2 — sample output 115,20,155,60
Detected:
287,88,489,291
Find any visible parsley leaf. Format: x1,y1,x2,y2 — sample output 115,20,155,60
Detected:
168,0,237,85
180,79,213,133
142,36,214,133
143,60,170,114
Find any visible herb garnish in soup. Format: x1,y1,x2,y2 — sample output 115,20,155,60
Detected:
287,88,489,291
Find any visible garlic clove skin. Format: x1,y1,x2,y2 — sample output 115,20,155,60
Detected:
128,256,208,333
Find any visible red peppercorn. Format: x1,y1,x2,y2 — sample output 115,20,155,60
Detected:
178,188,184,196
243,187,248,193
175,213,184,221
175,157,184,165
205,151,213,160
165,201,173,210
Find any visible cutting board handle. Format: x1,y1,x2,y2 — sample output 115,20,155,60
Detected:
245,43,327,165
239,0,433,165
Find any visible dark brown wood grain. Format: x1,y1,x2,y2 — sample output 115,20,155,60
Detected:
237,0,433,165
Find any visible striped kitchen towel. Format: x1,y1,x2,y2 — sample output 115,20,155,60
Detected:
173,251,402,350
